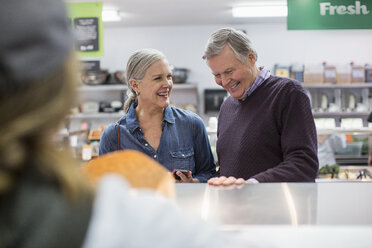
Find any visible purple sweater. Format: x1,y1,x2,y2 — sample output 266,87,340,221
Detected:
217,75,318,182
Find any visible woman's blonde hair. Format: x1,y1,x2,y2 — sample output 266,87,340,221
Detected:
0,53,90,200
124,48,166,113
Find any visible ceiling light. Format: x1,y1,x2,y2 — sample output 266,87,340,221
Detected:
232,2,287,18
102,9,122,22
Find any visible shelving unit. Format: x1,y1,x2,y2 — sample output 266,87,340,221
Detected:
64,83,200,161
302,83,372,88
68,83,199,131
316,127,372,135
69,112,124,119
313,112,370,117
76,83,198,91
335,155,368,166
303,82,372,127
77,84,127,92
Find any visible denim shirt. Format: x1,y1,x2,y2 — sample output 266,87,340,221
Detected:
99,104,216,182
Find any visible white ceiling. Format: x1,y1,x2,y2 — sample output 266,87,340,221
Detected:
67,0,287,27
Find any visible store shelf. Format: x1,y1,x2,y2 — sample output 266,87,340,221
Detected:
77,83,197,92
70,83,199,131
69,112,124,119
317,127,372,135
302,83,372,88
208,127,372,135
313,112,370,117
172,83,198,89
335,155,368,166
77,84,127,92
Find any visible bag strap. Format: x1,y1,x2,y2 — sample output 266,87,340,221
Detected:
116,122,120,151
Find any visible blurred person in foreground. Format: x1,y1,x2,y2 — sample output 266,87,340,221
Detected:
0,1,258,247
203,28,318,186
99,48,216,183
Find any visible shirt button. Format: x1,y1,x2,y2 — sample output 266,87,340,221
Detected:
153,154,157,159
145,143,148,147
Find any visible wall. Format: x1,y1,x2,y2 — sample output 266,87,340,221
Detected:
99,22,372,120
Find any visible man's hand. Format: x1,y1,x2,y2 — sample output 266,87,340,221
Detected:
207,176,249,186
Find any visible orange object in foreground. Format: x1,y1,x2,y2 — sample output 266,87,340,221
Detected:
82,150,175,198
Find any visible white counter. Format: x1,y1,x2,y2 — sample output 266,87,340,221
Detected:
175,182,372,248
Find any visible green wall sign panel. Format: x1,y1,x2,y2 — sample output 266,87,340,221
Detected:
288,0,372,30
66,2,103,57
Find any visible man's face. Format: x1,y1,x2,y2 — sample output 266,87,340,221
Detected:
207,44,257,99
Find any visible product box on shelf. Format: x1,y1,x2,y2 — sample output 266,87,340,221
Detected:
365,64,372,82
273,64,290,78
323,63,337,83
303,64,323,83
336,64,351,83
351,63,365,83
290,64,304,82
81,101,99,113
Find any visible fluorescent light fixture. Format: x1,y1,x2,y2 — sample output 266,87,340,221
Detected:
232,2,287,18
102,9,122,22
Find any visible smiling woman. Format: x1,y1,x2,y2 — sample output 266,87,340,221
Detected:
134,58,173,112
99,48,216,183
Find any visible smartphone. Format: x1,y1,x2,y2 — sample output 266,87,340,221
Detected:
172,169,190,181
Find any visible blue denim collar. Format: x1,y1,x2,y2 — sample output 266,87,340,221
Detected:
163,105,175,124
126,103,175,133
126,103,139,133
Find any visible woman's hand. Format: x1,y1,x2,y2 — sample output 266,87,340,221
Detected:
175,170,199,183
207,176,248,186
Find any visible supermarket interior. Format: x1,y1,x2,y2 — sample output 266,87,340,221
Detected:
2,1,372,247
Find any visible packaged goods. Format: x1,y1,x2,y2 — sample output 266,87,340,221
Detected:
273,64,290,78
365,64,372,82
290,64,304,82
336,64,351,83
303,64,323,83
81,101,99,113
351,62,365,83
323,62,336,83
82,144,92,161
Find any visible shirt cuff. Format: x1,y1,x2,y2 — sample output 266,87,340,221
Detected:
246,178,259,184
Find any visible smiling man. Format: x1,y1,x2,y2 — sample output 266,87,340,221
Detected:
203,28,318,186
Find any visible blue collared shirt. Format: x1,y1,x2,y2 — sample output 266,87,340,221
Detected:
99,104,216,182
240,67,271,101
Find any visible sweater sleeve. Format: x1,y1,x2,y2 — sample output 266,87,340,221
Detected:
252,84,319,182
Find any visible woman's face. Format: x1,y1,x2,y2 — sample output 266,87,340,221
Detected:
136,58,173,110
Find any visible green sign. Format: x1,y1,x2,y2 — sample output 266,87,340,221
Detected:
288,0,372,30
66,2,103,57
